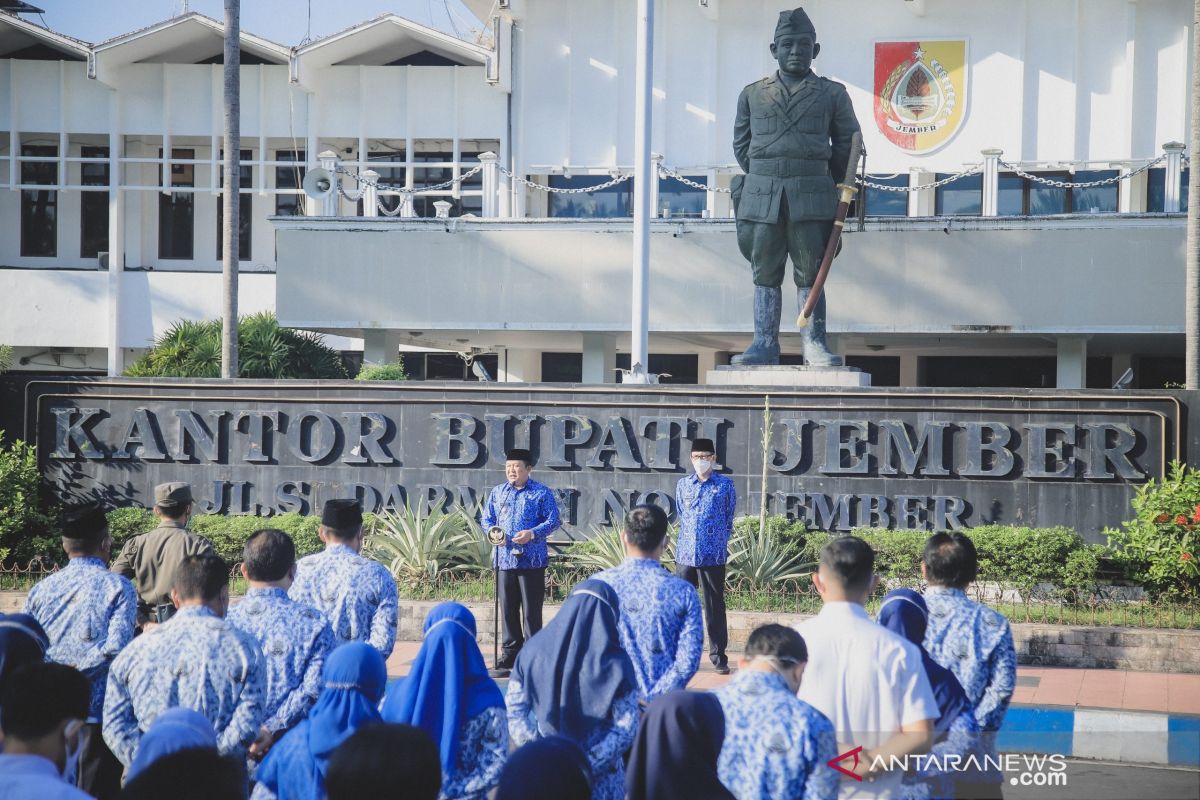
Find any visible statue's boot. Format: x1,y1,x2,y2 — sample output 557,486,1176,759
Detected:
732,286,782,365
798,287,839,367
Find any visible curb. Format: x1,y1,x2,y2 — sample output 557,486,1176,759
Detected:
998,706,1200,767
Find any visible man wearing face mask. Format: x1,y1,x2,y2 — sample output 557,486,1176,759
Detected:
103,554,266,768
674,438,737,674
713,625,838,800
0,662,93,799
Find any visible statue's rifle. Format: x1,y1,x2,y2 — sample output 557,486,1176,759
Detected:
797,131,864,328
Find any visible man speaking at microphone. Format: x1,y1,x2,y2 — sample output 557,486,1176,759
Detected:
481,448,560,673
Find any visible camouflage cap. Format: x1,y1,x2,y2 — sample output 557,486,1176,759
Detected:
154,481,193,508
775,8,816,39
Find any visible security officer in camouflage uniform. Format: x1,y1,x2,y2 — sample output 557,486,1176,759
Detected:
110,482,214,626
731,7,860,366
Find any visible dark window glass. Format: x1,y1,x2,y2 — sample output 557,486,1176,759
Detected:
1183,168,1190,213
20,144,57,257
399,353,427,380
614,353,697,384
425,353,467,380
80,146,109,258
861,174,908,216
217,150,252,261
1070,170,1118,214
547,175,634,218
158,148,194,260
997,173,1025,216
657,176,705,218
1085,357,1113,390
413,152,454,218
1138,356,1184,390
275,149,305,217
541,353,583,383
924,356,1056,388
1146,167,1166,212
843,356,900,386
934,173,981,216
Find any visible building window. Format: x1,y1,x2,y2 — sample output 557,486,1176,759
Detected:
997,170,1120,215
934,172,981,216
20,144,57,257
548,175,634,218
412,147,456,218
859,174,908,216
275,149,305,217
217,149,252,261
541,352,583,382
1069,170,1118,214
80,146,109,258
1146,167,1189,213
615,353,698,384
365,149,406,215
657,176,706,218
159,148,194,260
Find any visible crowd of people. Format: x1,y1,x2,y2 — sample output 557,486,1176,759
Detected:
0,445,1016,800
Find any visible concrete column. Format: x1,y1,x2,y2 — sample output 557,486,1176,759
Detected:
582,333,617,383
910,171,936,216
318,150,339,217
1163,142,1185,213
479,151,500,217
106,91,125,377
1056,336,1088,389
980,148,1002,217
696,349,721,383
497,348,541,382
899,353,921,387
362,330,402,366
361,169,379,217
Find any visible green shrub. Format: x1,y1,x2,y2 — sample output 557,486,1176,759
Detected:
355,361,407,381
364,505,483,584
0,344,12,374
105,507,157,554
189,512,324,563
1107,460,1200,600
729,516,814,589
0,433,57,564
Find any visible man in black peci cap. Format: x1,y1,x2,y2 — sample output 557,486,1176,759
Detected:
288,498,398,658
480,447,561,673
111,482,214,627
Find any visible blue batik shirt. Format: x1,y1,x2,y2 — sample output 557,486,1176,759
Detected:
900,705,981,800
675,472,737,567
226,586,337,735
713,669,839,800
440,706,508,800
23,556,137,723
289,544,399,658
923,587,1017,731
506,679,640,800
480,479,561,571
102,605,266,767
592,557,703,700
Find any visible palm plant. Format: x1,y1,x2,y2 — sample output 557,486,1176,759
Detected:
726,520,815,590
565,520,678,573
364,504,480,584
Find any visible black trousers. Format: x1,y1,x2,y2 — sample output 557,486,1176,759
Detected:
78,722,123,800
677,564,728,666
499,567,545,659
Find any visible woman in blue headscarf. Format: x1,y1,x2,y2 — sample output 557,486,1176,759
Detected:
626,690,734,800
877,589,980,800
127,707,218,781
0,613,49,693
506,580,640,800
381,602,507,800
495,736,591,800
251,642,387,800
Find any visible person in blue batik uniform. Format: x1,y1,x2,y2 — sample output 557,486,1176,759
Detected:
382,602,508,800
226,528,336,760
23,502,136,800
921,533,1016,800
714,624,838,800
480,447,561,671
506,580,641,800
0,662,93,800
102,554,266,768
289,498,399,659
675,437,738,674
593,504,703,700
878,589,981,800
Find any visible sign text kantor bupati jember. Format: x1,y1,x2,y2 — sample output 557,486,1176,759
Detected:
27,380,1189,542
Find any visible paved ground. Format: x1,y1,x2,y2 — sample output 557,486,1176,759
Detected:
1004,759,1200,800
387,642,1200,716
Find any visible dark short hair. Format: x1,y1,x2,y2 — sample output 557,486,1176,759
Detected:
321,523,363,542
623,504,669,552
119,748,248,800
172,554,230,603
744,624,808,663
819,535,875,592
326,724,441,800
0,662,90,739
923,532,979,588
242,529,296,582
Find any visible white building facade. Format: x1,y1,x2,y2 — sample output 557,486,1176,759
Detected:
1,0,1194,388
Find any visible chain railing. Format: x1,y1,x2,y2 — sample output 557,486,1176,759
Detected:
860,163,983,192
656,164,732,193
334,164,485,216
496,164,633,194
999,154,1168,189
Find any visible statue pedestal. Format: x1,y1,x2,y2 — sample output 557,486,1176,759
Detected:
705,365,871,387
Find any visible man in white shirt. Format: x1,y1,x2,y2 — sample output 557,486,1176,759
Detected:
0,662,94,800
795,536,938,799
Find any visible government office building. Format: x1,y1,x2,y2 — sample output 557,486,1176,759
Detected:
0,0,1192,389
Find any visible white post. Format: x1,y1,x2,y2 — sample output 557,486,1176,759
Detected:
628,0,654,384
433,200,452,218
1164,141,1186,213
980,148,1002,217
650,153,663,217
479,151,500,218
319,150,339,217
361,169,379,218
1056,335,1088,389
107,92,125,377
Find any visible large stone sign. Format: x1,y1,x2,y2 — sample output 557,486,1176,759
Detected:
24,379,1191,543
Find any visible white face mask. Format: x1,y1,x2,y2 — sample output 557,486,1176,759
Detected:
61,720,83,783
693,458,714,475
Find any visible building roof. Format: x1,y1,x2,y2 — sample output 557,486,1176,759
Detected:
0,9,89,60
293,13,488,79
90,12,288,83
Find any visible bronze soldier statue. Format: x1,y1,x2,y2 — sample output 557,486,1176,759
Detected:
731,8,861,366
